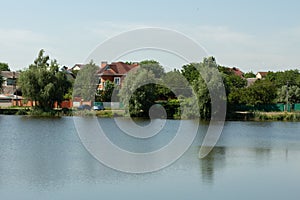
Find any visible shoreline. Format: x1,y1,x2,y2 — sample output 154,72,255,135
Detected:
1,108,300,121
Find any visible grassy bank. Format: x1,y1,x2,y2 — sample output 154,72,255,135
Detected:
73,109,125,117
0,107,127,117
1,107,300,121
253,112,300,121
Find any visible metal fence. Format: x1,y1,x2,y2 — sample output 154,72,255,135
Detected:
231,104,300,112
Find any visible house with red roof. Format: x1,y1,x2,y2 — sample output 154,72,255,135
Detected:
256,72,268,79
97,61,139,90
230,67,244,78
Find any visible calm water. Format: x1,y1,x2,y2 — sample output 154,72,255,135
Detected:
0,115,300,200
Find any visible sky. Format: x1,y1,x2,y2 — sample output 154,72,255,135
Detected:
0,0,300,72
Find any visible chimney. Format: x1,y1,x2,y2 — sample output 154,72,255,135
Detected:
101,61,108,68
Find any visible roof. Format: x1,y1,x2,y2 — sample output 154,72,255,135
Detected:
257,72,268,77
98,62,139,76
0,71,20,79
71,64,86,70
230,67,244,77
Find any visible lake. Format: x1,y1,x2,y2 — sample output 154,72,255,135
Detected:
0,115,300,200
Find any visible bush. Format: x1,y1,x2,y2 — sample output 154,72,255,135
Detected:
16,109,28,115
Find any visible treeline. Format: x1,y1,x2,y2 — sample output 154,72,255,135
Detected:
118,57,300,119
5,49,300,118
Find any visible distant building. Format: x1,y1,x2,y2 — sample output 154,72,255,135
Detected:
246,78,258,87
0,71,22,107
0,71,20,95
97,61,139,90
71,64,86,71
230,67,244,78
256,72,268,79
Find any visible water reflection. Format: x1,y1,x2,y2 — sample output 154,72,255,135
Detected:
200,146,226,184
1,116,300,200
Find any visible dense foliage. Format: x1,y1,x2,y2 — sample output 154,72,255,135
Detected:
18,50,72,110
5,50,300,116
0,62,10,71
73,61,99,101
96,80,116,102
119,67,157,117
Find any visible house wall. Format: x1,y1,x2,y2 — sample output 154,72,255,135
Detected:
256,73,262,79
0,99,12,107
98,76,123,90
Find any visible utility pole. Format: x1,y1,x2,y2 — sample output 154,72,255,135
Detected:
286,81,289,112
13,71,18,107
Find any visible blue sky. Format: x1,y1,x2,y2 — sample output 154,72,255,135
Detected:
0,0,300,72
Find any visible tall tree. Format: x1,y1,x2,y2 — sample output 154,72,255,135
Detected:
18,49,72,110
73,61,99,102
140,60,165,78
157,69,193,99
119,68,157,117
277,85,300,104
181,57,226,119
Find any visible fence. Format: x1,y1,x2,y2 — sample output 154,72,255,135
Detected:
94,102,124,109
231,104,300,112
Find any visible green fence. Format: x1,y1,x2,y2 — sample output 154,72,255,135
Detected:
231,104,300,112
94,102,124,109
292,104,300,111
93,102,104,106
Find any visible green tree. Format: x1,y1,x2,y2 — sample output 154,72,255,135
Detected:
140,60,165,78
266,70,300,87
73,61,99,102
181,63,200,84
158,69,192,99
229,80,277,105
244,71,256,78
277,85,300,104
18,49,72,110
96,80,116,102
119,68,157,117
0,62,10,71
181,57,226,119
221,69,247,95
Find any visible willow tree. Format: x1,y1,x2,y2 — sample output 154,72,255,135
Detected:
181,57,226,119
119,68,157,117
18,49,72,110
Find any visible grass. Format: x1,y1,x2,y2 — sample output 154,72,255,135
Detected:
254,112,300,121
72,109,125,118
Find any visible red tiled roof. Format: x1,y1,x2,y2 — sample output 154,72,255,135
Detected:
230,67,244,77
257,72,268,77
98,62,139,76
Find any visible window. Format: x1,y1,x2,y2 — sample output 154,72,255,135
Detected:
114,77,121,85
6,78,16,86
